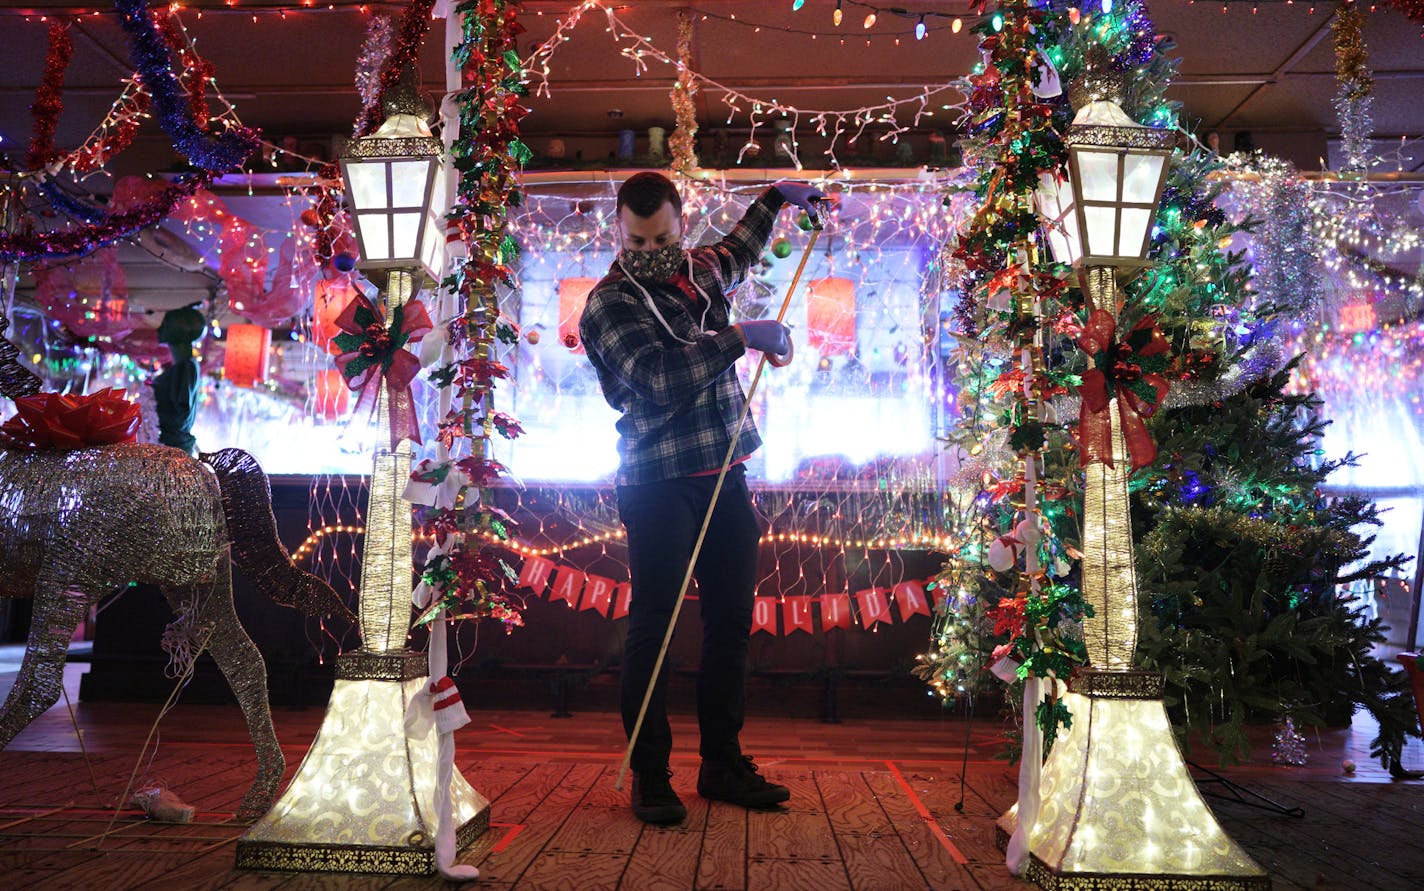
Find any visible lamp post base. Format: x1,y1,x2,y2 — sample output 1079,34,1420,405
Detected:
236,652,489,875
997,669,1270,890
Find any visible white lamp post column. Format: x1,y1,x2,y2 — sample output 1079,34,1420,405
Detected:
1002,78,1268,890
237,77,488,875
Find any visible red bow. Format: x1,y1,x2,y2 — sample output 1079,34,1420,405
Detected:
1076,310,1171,471
0,388,140,450
332,295,432,450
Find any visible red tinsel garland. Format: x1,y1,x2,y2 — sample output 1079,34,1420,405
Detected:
1385,0,1424,24
353,0,438,137
27,21,74,171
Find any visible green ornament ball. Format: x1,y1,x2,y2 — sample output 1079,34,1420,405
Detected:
796,211,814,231
770,237,793,259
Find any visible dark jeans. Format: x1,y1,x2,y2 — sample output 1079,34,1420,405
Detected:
616,465,762,773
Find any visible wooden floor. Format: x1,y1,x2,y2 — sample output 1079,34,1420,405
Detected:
1,666,1421,890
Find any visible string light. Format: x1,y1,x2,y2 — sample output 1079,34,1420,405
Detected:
915,14,926,39
833,0,842,26
6,0,374,17
792,0,805,9
523,2,964,168
291,520,955,562
863,10,876,28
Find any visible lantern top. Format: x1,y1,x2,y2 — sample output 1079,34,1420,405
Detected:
381,71,432,121
342,75,441,161
1064,100,1176,152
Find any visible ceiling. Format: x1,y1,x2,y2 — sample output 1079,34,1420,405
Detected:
2,0,1423,323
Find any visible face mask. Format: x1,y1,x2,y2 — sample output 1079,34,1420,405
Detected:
619,242,685,285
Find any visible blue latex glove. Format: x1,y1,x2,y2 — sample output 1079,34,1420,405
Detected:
735,319,792,358
773,181,826,214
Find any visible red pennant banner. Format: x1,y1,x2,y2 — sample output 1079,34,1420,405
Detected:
517,555,556,595
855,587,893,629
892,580,931,622
519,557,935,635
820,593,853,631
612,582,632,620
549,567,585,608
782,595,814,635
580,574,616,616
752,597,778,635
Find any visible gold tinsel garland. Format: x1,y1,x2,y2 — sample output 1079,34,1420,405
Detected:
1331,1,1374,175
668,9,699,175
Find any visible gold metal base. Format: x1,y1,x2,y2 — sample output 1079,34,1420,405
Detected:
236,674,489,875
1067,667,1165,700
998,674,1269,890
336,649,430,681
1021,852,1270,891
236,808,489,874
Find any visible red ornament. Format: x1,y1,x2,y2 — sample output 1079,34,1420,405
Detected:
557,277,596,354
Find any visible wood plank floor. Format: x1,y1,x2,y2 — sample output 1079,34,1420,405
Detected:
1,667,1421,890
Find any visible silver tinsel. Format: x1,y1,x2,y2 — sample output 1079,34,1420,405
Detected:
1160,339,1285,410
1332,4,1374,177
1045,340,1284,424
1229,155,1327,323
353,15,395,134
1271,715,1308,766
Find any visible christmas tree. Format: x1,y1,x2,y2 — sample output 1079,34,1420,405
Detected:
916,0,1419,771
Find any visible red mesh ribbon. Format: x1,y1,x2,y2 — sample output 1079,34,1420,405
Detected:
1076,309,1170,471
0,388,141,450
332,295,432,450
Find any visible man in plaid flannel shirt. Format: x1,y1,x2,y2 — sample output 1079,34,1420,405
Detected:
579,172,824,824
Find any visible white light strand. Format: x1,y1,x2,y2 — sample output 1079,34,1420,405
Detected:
522,0,964,170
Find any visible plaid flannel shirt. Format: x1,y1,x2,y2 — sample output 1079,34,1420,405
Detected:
579,188,786,485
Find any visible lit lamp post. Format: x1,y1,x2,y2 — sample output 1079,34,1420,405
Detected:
237,78,488,875
1000,78,1269,889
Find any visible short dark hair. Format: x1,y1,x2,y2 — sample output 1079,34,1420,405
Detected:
616,172,682,217
157,305,207,346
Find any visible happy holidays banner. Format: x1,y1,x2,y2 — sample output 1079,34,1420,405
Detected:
517,555,940,636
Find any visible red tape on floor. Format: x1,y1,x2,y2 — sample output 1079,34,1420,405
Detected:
489,821,525,853
885,760,970,865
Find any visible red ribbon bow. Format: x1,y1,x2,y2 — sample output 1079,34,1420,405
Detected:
1076,309,1171,471
332,294,432,450
0,388,141,450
